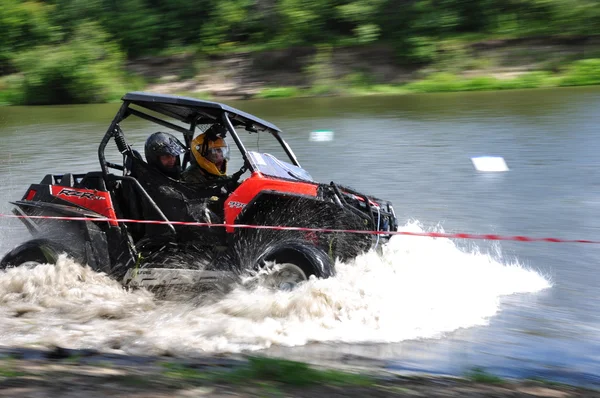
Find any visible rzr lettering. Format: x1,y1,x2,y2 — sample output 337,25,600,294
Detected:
228,201,246,209
58,189,105,200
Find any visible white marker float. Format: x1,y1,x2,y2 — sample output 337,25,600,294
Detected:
309,130,335,142
471,156,509,172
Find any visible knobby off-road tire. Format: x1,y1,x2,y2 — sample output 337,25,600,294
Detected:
0,239,74,270
252,240,335,290
261,262,308,291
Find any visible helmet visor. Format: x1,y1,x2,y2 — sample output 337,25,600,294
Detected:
152,138,186,157
205,145,230,164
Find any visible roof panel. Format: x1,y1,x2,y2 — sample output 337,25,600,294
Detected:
122,92,281,132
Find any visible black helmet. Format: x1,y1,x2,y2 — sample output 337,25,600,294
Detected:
144,132,186,179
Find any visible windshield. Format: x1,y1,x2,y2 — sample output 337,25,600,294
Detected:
248,151,313,182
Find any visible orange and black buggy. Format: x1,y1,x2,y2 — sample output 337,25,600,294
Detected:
1,92,397,292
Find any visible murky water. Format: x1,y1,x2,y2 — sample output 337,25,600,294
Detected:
1,87,599,384
0,223,548,354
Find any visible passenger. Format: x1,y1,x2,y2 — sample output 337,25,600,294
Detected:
144,132,186,180
181,125,231,185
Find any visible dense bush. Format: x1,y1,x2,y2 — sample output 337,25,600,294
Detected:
0,0,55,74
12,23,127,105
1,0,600,104
559,59,600,86
256,87,301,99
4,0,600,61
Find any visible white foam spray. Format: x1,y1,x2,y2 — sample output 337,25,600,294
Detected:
0,222,551,355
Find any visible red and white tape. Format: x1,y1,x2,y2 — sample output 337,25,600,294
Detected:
1,213,598,244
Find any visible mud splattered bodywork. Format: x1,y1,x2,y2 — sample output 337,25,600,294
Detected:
1,92,398,290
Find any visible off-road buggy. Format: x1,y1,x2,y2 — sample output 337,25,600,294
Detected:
1,92,398,291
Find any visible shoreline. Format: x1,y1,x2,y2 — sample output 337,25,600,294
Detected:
2,37,600,105
141,61,600,102
131,37,600,101
1,347,598,397
2,76,599,107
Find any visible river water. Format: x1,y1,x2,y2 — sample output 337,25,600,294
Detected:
0,87,599,385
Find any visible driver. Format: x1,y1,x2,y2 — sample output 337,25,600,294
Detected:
144,132,186,180
181,125,231,184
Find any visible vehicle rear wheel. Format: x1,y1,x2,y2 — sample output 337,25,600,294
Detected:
0,239,70,270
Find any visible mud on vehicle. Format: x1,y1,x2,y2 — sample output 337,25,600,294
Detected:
1,92,398,292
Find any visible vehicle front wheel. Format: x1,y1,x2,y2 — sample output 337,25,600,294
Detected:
248,240,335,291
261,262,308,291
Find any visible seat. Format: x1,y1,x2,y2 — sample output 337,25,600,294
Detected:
125,156,227,244
77,172,107,191
57,173,75,187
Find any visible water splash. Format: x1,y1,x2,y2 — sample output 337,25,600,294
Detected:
0,222,551,355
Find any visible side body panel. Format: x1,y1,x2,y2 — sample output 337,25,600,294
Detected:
49,186,118,225
223,172,318,233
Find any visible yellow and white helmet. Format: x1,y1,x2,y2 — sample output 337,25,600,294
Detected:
190,132,230,176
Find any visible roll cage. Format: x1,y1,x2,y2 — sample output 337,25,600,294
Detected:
98,92,301,179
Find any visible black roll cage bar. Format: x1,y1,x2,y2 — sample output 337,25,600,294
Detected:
96,98,304,232
98,100,301,179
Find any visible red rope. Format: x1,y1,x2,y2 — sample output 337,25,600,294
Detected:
1,213,598,244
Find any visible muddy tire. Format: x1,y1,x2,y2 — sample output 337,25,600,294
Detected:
261,262,308,291
0,239,73,270
251,240,335,290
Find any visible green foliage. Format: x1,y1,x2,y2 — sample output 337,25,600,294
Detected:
336,0,383,44
404,72,461,92
307,84,343,96
0,0,56,73
200,0,251,50
101,0,162,57
276,0,330,46
224,356,373,386
0,358,26,377
506,71,556,89
304,44,335,87
354,24,381,45
3,0,600,62
123,72,148,93
404,70,565,93
465,367,505,384
161,362,214,381
461,76,502,91
45,0,105,38
2,0,600,105
412,0,460,35
434,40,480,72
13,22,126,105
256,87,301,99
341,71,373,88
404,37,439,64
559,59,600,86
161,356,373,387
364,85,408,94
0,74,25,105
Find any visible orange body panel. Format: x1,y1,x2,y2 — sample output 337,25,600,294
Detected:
223,173,318,232
50,186,118,226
